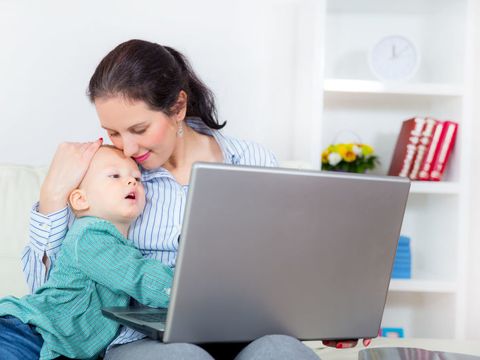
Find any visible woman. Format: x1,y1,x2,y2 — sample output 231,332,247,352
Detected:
23,39,365,359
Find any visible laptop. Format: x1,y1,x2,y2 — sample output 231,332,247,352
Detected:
102,163,410,343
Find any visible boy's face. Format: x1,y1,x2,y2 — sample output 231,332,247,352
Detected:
71,147,146,224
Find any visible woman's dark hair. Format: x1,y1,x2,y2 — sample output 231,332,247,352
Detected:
87,39,225,130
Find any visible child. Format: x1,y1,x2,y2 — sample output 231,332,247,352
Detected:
0,145,173,360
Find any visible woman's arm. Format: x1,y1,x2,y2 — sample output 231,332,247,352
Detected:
21,203,73,293
21,139,102,292
236,141,278,168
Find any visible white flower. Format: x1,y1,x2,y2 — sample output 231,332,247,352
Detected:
328,152,342,166
353,145,362,156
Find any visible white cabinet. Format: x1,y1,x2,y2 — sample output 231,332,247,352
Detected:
293,0,474,338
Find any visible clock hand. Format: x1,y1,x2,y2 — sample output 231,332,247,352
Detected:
390,44,397,59
396,45,411,57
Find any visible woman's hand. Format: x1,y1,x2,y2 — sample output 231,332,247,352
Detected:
322,338,372,349
39,139,103,214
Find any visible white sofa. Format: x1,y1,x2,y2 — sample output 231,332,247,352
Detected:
0,164,48,297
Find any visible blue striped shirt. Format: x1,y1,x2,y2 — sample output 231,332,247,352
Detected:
22,117,278,348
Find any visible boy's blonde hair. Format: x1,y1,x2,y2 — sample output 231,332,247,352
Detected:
68,145,131,215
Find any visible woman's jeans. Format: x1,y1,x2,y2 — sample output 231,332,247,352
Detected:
0,315,43,360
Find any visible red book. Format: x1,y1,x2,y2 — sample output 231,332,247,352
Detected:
429,121,458,181
388,117,426,177
409,117,437,180
418,121,444,180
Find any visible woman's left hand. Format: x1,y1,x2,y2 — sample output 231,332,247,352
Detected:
322,338,372,349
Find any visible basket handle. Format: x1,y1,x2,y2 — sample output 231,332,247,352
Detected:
331,130,363,145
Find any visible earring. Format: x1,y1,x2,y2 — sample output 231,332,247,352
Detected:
177,121,184,137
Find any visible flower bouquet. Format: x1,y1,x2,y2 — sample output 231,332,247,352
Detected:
321,143,379,173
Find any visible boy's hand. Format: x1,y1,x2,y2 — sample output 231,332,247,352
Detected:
39,139,103,214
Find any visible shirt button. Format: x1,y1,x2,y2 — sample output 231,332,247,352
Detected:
40,223,50,230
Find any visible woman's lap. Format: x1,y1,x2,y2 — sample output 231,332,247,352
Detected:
104,339,214,360
0,316,320,360
235,335,319,360
104,335,319,360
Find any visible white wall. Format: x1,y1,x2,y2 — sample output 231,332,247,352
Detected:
0,0,307,166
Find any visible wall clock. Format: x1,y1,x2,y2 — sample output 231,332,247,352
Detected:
368,35,420,82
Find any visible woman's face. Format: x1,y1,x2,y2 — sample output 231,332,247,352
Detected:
95,96,179,170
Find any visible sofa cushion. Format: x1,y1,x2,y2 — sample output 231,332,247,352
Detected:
0,164,47,296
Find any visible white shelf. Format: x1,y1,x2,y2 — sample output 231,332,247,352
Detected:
389,279,457,294
324,79,464,97
409,182,460,195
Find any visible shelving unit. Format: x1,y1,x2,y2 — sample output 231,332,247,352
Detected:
292,0,473,339
409,182,460,195
324,79,464,97
389,279,457,294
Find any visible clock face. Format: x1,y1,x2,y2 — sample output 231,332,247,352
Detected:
369,35,419,82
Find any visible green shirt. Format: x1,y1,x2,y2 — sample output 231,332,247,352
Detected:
0,216,173,360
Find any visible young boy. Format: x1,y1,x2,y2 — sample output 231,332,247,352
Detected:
0,145,173,360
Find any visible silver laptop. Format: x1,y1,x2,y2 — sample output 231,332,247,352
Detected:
102,163,410,343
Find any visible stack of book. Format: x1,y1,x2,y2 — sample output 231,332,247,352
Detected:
388,117,458,181
392,235,411,279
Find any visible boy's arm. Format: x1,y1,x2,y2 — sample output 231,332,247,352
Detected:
22,202,73,293
75,224,173,308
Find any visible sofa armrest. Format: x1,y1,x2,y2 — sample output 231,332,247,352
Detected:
0,164,47,296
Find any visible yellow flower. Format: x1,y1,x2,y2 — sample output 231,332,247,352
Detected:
337,144,356,162
343,150,356,162
336,144,346,156
361,144,374,156
321,150,330,163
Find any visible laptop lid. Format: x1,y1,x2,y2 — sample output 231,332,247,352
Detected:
163,163,410,343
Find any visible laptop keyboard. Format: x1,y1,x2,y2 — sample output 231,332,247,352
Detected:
125,311,167,323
